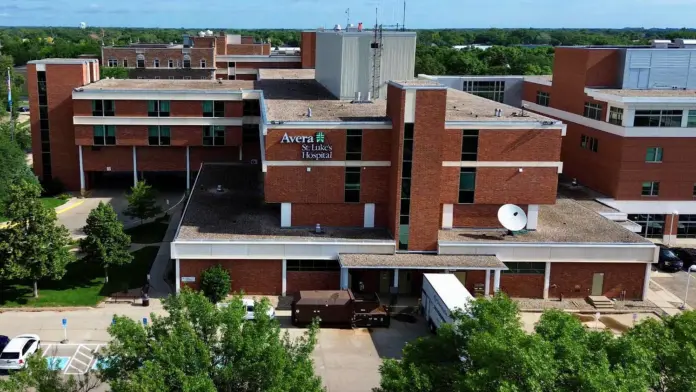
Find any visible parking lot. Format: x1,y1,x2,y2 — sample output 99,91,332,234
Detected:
0,303,431,392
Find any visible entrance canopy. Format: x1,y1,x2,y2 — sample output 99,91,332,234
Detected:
338,253,508,270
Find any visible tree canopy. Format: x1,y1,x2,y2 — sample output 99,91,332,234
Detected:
81,201,133,283
376,294,696,392
124,181,162,224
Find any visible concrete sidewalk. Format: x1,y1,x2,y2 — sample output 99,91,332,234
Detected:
647,280,688,316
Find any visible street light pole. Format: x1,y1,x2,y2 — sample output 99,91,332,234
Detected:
681,265,696,310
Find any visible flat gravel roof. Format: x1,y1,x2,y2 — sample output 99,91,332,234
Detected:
176,164,393,242
439,197,651,244
82,79,254,91
339,254,506,269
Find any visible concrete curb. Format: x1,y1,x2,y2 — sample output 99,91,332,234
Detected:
519,308,662,315
0,305,103,313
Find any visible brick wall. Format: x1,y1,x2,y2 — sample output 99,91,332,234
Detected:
82,146,133,172
475,167,558,205
386,85,405,241
549,262,646,300
115,100,148,116
73,100,91,116
170,101,203,117
265,166,343,203
265,129,346,160
361,167,391,204
189,146,240,168
180,259,282,295
452,204,528,228
226,44,266,55
362,130,391,160
409,89,447,251
300,32,317,69
102,47,214,70
225,102,243,117
441,129,562,162
286,271,340,293
464,270,544,299
292,203,364,227
116,125,149,146
235,74,257,81
235,62,301,69
137,147,186,171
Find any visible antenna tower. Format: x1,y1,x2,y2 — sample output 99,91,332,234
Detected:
371,8,383,99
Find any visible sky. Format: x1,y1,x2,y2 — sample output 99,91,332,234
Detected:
1,0,696,29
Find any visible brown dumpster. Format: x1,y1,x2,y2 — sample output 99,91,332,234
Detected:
292,290,355,327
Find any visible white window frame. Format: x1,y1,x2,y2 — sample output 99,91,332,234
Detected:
153,58,160,68
168,59,174,68
200,59,207,68
108,58,118,67
641,181,660,196
645,147,663,163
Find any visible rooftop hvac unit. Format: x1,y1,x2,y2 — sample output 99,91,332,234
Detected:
651,39,671,49
333,24,342,31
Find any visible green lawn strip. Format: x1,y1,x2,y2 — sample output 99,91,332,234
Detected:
124,215,170,244
0,246,159,307
0,197,68,223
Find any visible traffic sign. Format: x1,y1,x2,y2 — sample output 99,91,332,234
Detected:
62,318,67,327
142,317,148,326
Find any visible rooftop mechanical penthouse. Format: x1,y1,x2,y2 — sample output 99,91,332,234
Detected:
28,29,657,302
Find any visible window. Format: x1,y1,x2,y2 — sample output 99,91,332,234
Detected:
123,59,128,67
148,100,170,117
678,215,696,238
153,59,160,68
461,130,478,161
502,262,545,275
228,75,236,80
242,124,258,143
93,125,116,145
203,126,225,145
201,59,207,68
645,147,663,163
634,110,683,127
91,100,115,116
148,126,170,146
609,107,624,126
535,91,550,107
583,102,602,120
462,80,505,103
399,123,414,250
228,62,236,67
107,58,118,67
243,100,261,116
37,71,51,180
628,214,665,239
458,168,476,204
688,110,696,127
693,183,696,197
345,167,361,203
168,59,174,68
580,134,599,152
183,55,191,68
203,101,225,117
642,181,660,196
286,260,340,272
346,129,362,161
136,54,145,68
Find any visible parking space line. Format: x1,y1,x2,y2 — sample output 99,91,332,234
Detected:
41,344,52,357
64,344,85,375
71,357,89,367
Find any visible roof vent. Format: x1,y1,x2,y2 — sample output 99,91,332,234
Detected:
307,108,312,117
651,39,671,49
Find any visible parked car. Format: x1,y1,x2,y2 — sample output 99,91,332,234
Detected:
0,336,9,353
657,245,684,272
673,248,696,270
0,334,41,370
217,299,275,321
18,106,29,113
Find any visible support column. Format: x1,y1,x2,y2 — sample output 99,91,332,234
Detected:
340,267,349,289
642,262,652,301
132,146,138,186
281,259,287,296
186,146,190,190
493,269,501,293
78,145,85,195
484,269,491,297
543,262,551,299
175,259,180,293
393,268,399,289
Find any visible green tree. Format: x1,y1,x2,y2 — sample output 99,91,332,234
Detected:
100,66,129,79
0,132,37,214
0,120,32,151
200,264,232,303
124,181,162,224
0,54,25,119
3,179,73,297
81,201,133,283
99,290,324,392
0,352,101,391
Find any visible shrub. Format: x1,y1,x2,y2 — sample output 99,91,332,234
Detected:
57,193,71,201
200,265,231,303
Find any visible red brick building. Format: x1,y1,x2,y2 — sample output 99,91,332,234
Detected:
102,31,309,81
28,36,656,302
522,42,696,245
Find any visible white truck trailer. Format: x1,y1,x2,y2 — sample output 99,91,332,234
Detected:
422,273,474,332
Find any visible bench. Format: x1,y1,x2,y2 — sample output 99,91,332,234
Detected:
106,290,141,304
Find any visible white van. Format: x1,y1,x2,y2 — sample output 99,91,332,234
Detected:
421,274,474,333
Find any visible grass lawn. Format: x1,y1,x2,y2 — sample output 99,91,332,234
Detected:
0,246,160,307
0,197,68,222
125,215,170,244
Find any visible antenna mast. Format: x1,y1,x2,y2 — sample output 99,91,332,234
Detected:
371,8,383,99
346,8,350,27
403,1,406,31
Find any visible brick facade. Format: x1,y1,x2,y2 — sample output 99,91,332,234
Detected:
264,166,344,203
180,259,282,295
300,32,316,69
549,262,646,300
464,271,544,298
386,85,406,241
452,204,528,228
291,203,364,227
286,271,340,293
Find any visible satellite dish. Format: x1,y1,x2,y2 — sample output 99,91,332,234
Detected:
497,204,527,232
79,22,87,29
